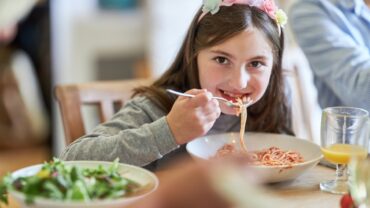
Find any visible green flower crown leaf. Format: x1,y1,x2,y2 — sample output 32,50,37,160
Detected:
202,0,222,14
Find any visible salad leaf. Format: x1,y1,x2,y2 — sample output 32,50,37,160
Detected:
0,174,13,206
0,158,140,205
66,180,90,201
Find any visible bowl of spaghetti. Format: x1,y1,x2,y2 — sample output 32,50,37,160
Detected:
186,132,323,183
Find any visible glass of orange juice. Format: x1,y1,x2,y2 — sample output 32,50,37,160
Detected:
320,107,370,194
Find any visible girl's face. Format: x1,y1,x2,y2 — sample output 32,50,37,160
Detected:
197,27,274,115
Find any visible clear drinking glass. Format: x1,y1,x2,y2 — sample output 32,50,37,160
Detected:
349,158,370,207
320,107,370,194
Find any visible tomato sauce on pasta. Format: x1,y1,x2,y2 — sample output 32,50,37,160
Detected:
214,144,304,167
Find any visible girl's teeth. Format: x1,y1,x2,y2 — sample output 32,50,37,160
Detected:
223,91,243,98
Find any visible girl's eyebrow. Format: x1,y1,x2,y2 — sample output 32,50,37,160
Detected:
209,50,236,60
210,49,269,61
251,55,268,61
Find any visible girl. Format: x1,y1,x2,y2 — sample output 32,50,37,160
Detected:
61,0,292,170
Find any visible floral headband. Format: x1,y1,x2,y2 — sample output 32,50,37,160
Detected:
199,0,287,32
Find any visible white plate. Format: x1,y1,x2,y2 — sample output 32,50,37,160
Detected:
186,132,323,183
10,161,159,208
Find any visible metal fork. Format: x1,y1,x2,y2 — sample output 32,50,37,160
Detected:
166,89,252,107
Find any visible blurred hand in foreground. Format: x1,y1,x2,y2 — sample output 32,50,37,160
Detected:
129,157,282,208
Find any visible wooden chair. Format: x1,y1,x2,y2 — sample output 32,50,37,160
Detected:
55,78,152,145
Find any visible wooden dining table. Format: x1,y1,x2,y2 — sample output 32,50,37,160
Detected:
0,144,50,208
268,165,342,207
4,163,342,208
155,164,342,208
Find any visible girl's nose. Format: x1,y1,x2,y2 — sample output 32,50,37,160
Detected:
229,65,250,89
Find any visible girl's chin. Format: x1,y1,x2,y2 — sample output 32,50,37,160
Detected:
220,105,237,115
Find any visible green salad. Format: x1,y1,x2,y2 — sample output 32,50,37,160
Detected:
0,158,140,206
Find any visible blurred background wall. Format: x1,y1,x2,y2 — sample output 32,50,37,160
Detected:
0,0,50,146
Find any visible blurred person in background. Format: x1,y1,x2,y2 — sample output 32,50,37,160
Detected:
289,0,370,112
0,0,50,148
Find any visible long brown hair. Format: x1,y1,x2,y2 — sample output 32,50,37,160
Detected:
134,5,293,135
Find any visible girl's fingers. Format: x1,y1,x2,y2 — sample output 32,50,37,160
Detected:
176,89,209,106
196,97,220,116
199,109,221,123
185,88,207,95
184,90,212,108
194,93,212,107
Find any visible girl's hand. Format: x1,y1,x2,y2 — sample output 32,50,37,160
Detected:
166,89,221,145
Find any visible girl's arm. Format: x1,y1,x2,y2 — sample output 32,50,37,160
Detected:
60,96,179,167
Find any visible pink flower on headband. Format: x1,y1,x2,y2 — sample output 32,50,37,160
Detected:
223,0,277,18
200,0,287,28
261,0,277,18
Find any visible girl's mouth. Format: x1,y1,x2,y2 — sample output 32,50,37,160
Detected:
219,90,250,103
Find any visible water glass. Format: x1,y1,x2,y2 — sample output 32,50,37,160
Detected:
320,107,370,194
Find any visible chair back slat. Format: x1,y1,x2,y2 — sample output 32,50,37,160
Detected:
55,79,152,145
55,85,85,145
99,100,114,122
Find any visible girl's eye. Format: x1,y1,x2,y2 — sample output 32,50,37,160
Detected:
249,61,263,68
247,61,269,72
214,57,230,65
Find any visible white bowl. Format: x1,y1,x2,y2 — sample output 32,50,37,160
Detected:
9,161,159,208
186,132,323,183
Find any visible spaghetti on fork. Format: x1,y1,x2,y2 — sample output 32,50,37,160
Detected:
234,96,252,153
214,97,305,167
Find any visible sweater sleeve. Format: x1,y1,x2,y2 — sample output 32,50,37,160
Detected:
60,96,179,167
